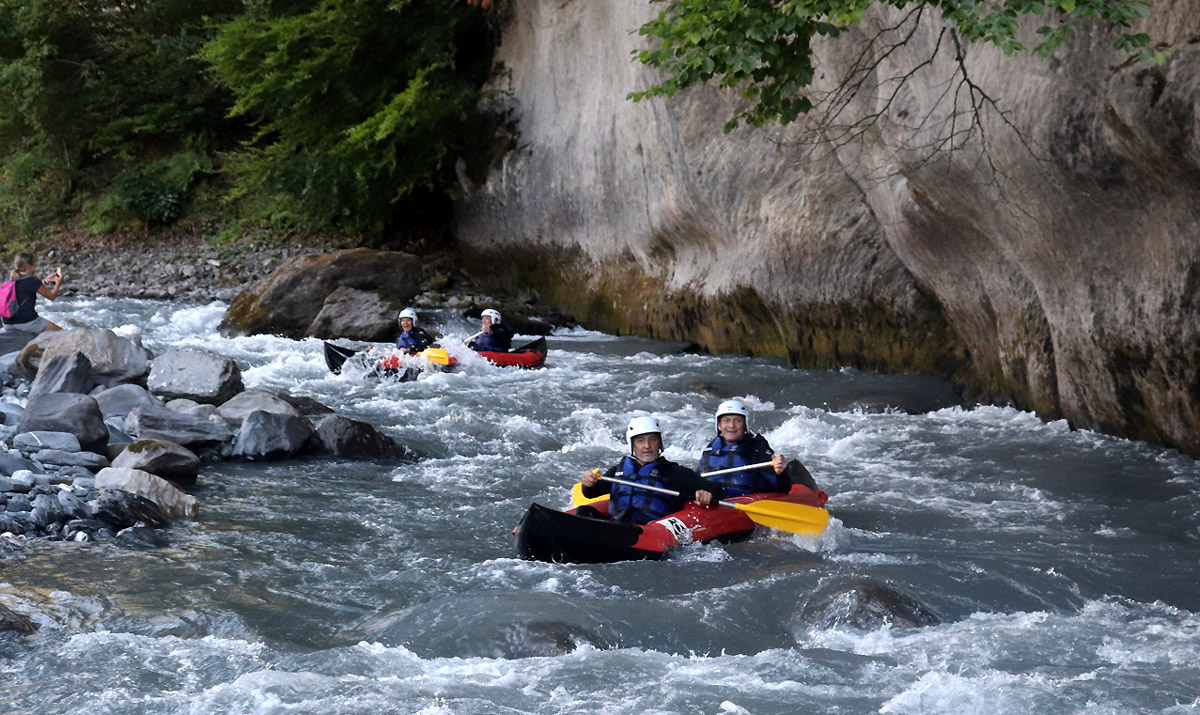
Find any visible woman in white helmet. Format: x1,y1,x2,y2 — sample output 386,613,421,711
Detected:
698,398,800,497
466,307,514,353
395,308,434,355
579,415,724,524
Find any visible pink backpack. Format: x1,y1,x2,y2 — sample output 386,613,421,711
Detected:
0,280,16,319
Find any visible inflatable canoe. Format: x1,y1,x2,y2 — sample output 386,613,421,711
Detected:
514,484,829,564
323,337,547,376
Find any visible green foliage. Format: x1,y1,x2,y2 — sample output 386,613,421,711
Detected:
631,0,1165,132
201,0,489,236
0,0,240,236
0,0,494,241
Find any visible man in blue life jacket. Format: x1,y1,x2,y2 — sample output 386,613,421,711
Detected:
698,398,806,497
579,415,725,524
395,308,434,354
467,308,513,353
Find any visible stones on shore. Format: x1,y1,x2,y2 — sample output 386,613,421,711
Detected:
1,325,418,552
111,439,201,486
147,347,244,404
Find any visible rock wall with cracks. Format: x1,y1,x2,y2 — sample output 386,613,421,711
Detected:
454,0,1200,457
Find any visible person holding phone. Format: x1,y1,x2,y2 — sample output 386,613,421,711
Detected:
2,252,62,333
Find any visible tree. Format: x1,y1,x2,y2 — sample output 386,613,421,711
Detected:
630,0,1164,134
200,0,493,237
0,0,240,234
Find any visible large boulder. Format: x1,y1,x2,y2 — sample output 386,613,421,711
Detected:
11,331,61,380
15,393,108,454
306,415,412,459
147,347,244,404
38,328,150,387
232,410,314,461
94,383,164,421
27,350,93,399
124,402,235,451
306,286,401,342
219,248,421,339
95,468,198,519
217,390,306,426
111,439,201,486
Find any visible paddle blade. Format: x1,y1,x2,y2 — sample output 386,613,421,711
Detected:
422,348,453,365
571,482,609,507
733,500,829,536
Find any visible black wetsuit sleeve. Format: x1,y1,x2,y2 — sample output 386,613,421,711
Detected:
750,434,792,492
664,462,725,502
415,328,434,350
581,464,618,499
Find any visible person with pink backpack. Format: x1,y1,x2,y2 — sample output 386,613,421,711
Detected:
1,252,63,333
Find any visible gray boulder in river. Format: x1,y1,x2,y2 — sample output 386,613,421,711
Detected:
219,247,421,341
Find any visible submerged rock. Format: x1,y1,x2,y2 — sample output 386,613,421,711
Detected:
0,602,36,636
799,578,940,631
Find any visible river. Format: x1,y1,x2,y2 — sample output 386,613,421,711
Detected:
2,297,1199,714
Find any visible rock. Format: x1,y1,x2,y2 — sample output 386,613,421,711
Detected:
13,431,81,453
114,524,168,549
166,398,220,420
88,489,171,530
95,468,197,519
63,518,114,542
275,393,334,416
0,511,35,534
306,286,401,342
6,493,32,512
30,492,73,529
31,449,110,470
15,393,109,454
27,350,93,399
147,347,244,404
94,384,163,421
0,452,39,477
219,248,421,339
6,471,35,493
10,331,59,379
232,410,314,461
124,402,235,450
799,578,940,631
0,602,36,636
306,415,412,459
218,390,306,427
37,328,150,386
111,439,200,486
0,402,23,425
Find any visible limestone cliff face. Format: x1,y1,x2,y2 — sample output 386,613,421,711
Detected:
454,0,1200,456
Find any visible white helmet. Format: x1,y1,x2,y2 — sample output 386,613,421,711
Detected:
626,415,663,456
715,398,750,433
481,308,501,323
397,308,418,327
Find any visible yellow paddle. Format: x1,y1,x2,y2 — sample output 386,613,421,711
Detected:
421,347,453,365
594,475,829,537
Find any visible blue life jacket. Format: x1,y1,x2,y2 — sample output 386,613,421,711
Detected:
698,435,783,496
610,456,678,524
469,323,513,352
396,327,433,352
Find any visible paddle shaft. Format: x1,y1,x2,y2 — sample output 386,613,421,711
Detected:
597,475,830,536
700,460,775,477
599,475,736,508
